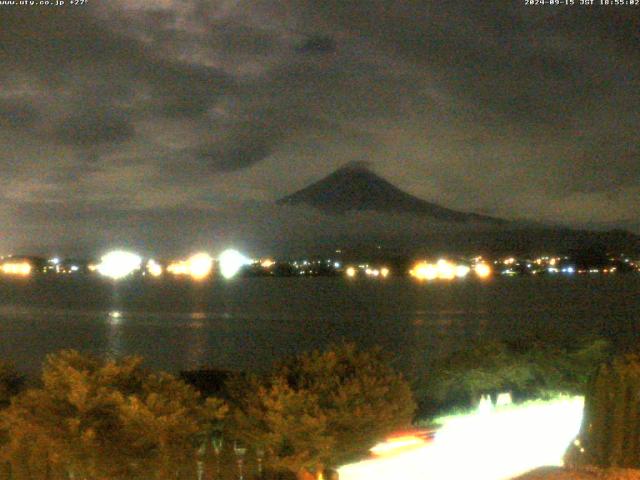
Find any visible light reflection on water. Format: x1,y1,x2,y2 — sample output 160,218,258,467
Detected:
0,275,639,379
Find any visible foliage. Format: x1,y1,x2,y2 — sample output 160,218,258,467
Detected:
0,361,24,408
228,344,416,478
0,350,227,480
416,336,611,416
568,354,640,469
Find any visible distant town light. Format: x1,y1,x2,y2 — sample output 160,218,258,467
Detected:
455,265,470,278
219,249,250,279
410,262,438,281
96,250,142,280
187,253,214,280
146,259,163,277
473,262,492,279
167,253,213,280
436,259,456,280
260,258,276,268
346,266,357,278
0,261,32,276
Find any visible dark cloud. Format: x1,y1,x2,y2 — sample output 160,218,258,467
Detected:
570,137,640,193
196,136,274,173
0,99,38,129
296,35,337,54
55,110,134,146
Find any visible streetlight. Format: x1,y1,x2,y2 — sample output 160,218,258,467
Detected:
194,432,208,480
255,445,265,479
233,440,247,480
211,425,224,480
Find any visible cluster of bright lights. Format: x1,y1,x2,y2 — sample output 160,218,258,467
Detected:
219,249,251,279
340,395,584,480
96,251,142,280
0,261,32,276
167,253,214,280
365,267,390,278
410,259,478,281
345,266,390,279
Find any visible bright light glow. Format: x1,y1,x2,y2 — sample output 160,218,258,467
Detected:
370,436,427,457
340,396,584,480
410,260,468,281
455,265,470,278
260,258,275,268
49,257,60,265
410,262,438,281
96,250,142,280
0,262,32,276
108,311,122,325
474,262,492,279
146,259,163,277
380,267,390,278
219,249,250,279
346,267,357,278
187,253,213,280
167,253,213,280
167,260,189,276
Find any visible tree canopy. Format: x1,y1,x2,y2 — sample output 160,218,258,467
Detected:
0,350,227,480
0,361,23,408
229,344,415,478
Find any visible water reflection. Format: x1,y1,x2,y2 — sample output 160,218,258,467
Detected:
106,310,124,358
185,312,208,368
1,276,639,379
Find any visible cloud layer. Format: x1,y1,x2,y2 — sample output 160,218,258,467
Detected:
0,1,638,254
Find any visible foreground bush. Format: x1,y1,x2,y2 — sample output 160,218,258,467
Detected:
566,355,640,469
228,344,416,480
416,335,611,416
0,350,227,480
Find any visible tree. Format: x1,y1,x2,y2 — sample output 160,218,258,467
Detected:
0,350,227,480
0,361,24,408
229,344,415,479
567,354,640,469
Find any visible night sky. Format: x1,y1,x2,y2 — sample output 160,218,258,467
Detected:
1,1,638,256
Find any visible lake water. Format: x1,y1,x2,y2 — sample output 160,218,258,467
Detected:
1,275,639,380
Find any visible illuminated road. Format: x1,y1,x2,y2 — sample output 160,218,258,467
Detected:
339,396,584,480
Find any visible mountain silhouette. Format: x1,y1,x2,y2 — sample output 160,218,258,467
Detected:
277,163,504,223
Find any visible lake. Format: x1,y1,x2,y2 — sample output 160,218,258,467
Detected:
1,275,639,380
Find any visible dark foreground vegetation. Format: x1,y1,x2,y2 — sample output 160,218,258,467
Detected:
516,354,640,480
0,335,632,480
0,345,414,480
415,334,612,418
